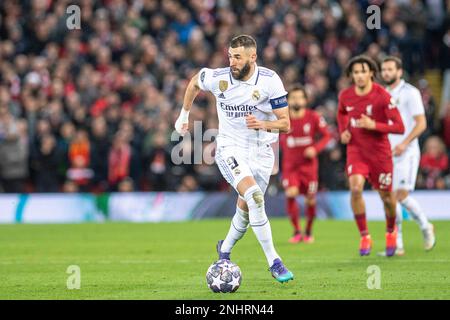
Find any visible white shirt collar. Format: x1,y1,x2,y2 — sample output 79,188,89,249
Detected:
389,79,405,93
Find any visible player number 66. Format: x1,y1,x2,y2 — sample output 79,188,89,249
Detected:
378,173,392,186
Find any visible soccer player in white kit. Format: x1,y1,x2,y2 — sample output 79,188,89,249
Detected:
174,35,294,282
381,56,436,255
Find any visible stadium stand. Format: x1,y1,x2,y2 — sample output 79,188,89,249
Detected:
0,0,449,193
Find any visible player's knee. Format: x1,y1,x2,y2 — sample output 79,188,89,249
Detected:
253,190,264,208
381,192,395,206
244,185,268,224
285,187,298,198
306,196,316,207
396,190,408,202
350,185,363,197
244,185,264,208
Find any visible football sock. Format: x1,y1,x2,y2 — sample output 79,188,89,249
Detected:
305,204,316,236
386,214,396,233
245,185,280,266
396,202,403,246
286,197,300,234
221,206,249,253
355,213,369,236
400,196,429,230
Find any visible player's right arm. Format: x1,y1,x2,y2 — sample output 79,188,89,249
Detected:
175,68,215,136
337,92,351,144
174,72,201,136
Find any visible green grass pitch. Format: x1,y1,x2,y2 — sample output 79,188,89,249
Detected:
1,219,449,299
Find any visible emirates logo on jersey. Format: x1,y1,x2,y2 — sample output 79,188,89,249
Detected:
286,135,312,147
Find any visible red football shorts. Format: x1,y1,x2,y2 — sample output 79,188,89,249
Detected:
346,151,393,191
282,169,318,195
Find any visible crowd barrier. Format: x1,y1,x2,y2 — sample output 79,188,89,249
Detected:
0,191,449,224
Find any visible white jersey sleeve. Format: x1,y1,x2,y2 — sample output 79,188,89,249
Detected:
267,73,288,109
197,68,214,92
408,87,425,117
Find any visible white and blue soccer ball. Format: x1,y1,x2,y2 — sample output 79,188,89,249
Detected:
206,259,242,293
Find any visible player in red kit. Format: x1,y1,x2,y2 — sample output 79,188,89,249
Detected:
280,85,331,244
337,55,405,257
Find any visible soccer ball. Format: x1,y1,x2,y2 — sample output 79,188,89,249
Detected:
206,259,242,293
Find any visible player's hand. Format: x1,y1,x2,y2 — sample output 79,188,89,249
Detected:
340,130,351,144
356,114,376,130
174,107,190,136
304,146,317,159
246,114,266,130
393,142,407,157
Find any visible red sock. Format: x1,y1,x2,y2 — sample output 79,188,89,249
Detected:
305,204,316,236
355,213,369,236
286,197,300,233
386,215,396,233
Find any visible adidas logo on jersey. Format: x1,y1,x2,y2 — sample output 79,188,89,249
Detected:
219,93,226,99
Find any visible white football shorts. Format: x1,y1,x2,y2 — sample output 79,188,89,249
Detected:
393,151,420,191
215,143,274,195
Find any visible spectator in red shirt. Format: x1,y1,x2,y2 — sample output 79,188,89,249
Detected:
419,136,449,189
108,132,132,190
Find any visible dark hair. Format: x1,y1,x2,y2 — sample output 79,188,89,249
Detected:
345,55,379,79
288,84,308,100
230,35,257,50
382,56,403,69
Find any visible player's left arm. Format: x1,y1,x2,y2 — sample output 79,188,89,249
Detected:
246,106,290,133
246,72,290,133
357,94,405,134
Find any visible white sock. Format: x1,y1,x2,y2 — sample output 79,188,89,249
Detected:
221,206,249,253
396,202,404,248
401,196,429,231
244,185,280,267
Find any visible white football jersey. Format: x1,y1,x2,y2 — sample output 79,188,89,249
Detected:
197,64,288,148
387,79,425,158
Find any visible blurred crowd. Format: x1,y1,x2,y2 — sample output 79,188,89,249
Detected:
0,0,449,194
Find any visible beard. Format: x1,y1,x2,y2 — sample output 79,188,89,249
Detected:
384,77,397,86
231,61,251,80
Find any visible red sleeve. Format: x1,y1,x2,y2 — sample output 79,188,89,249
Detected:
374,93,405,134
337,92,349,134
312,113,332,153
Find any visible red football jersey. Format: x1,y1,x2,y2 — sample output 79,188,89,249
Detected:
280,109,331,173
337,82,404,158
